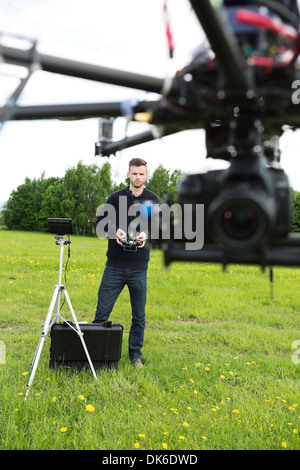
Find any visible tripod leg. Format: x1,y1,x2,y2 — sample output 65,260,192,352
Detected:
24,286,60,401
63,289,98,381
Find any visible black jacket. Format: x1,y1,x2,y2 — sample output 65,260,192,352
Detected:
96,186,160,270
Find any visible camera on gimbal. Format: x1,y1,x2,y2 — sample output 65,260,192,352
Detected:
177,155,291,255
152,140,297,268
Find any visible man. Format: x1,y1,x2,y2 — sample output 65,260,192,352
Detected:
93,158,159,367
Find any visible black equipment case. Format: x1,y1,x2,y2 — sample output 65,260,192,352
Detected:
50,321,123,371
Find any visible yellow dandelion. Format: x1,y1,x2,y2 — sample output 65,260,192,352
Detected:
78,395,85,400
205,367,210,371
134,442,140,449
86,404,95,412
60,427,67,433
52,397,57,402
232,409,239,414
162,443,168,449
202,436,207,440
282,442,287,448
179,436,185,440
138,434,145,438
22,371,29,376
293,429,298,434
183,422,189,427
194,390,198,395
220,375,225,379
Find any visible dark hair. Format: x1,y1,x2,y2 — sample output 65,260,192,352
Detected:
128,158,147,169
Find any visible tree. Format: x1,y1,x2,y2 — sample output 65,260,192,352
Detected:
168,169,184,203
2,162,186,234
292,190,300,232
3,180,36,230
3,176,60,231
60,161,115,235
147,164,184,202
37,179,66,231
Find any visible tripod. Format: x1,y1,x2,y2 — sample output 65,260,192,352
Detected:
24,235,98,401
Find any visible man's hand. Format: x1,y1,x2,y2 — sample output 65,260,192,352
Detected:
116,228,126,246
137,232,147,248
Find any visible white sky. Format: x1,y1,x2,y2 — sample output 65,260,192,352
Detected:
0,0,300,203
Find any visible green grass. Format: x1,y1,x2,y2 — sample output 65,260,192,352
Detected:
0,228,299,450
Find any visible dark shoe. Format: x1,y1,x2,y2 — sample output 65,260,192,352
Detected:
131,357,144,368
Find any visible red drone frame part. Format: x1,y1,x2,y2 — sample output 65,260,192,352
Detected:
235,8,300,67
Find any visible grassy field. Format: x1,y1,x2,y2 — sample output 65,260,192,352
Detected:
0,228,299,450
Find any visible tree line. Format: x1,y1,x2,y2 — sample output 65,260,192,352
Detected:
3,160,300,235
2,162,183,235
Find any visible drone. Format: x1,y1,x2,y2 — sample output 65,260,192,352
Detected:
2,0,300,269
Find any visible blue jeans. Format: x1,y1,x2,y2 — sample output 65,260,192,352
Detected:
94,266,147,360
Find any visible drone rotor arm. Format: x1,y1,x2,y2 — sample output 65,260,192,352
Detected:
189,0,248,90
95,126,179,157
1,43,177,96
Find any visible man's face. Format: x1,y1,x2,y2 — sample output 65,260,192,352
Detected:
128,165,148,189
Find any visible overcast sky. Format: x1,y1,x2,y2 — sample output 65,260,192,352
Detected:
1,0,300,204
